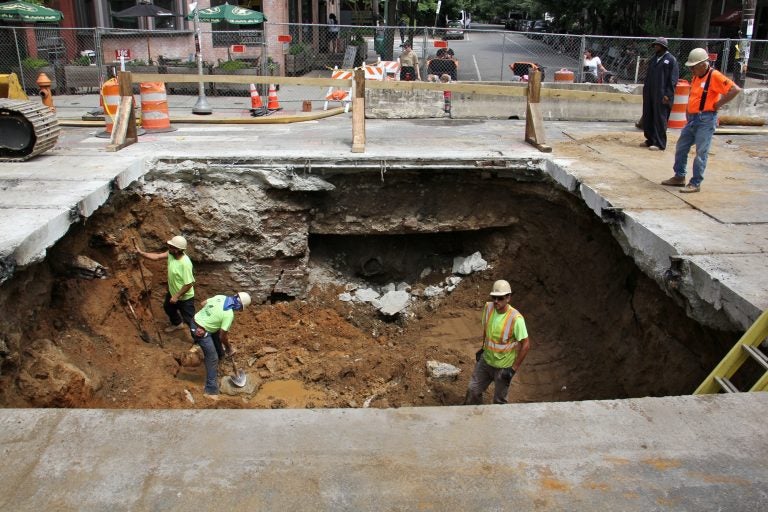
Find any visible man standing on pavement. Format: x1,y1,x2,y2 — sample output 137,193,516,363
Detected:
465,280,530,405
192,292,251,400
136,235,195,333
399,41,420,81
641,37,679,151
661,48,741,193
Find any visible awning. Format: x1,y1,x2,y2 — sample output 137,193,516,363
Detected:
711,8,741,27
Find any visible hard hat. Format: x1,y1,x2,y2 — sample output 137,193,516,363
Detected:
490,280,512,296
685,48,710,67
167,235,187,250
237,292,252,309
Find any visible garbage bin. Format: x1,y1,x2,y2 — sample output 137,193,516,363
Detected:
374,32,386,57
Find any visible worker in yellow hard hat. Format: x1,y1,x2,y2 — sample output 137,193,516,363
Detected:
465,279,531,405
136,234,196,333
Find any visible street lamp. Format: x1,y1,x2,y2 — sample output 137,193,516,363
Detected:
190,2,212,114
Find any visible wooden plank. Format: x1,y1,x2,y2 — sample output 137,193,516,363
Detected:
541,88,643,104
351,68,366,154
525,102,551,153
107,96,134,152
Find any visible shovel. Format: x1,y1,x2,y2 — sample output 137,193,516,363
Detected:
227,353,247,388
120,288,152,343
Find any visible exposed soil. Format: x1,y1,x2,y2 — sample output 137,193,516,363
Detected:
0,166,737,410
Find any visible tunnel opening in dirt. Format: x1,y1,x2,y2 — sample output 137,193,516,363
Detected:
0,163,738,409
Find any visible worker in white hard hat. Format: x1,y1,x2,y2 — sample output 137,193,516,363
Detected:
136,235,196,333
464,280,531,405
661,47,741,193
192,292,252,400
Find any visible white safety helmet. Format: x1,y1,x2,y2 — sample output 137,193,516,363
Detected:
685,48,710,67
490,280,512,296
167,235,187,251
237,292,252,309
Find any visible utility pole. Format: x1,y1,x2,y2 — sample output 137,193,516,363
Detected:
735,0,756,87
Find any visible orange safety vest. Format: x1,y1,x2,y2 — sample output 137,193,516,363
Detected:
482,302,521,353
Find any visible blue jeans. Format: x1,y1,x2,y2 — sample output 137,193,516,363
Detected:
673,111,718,187
195,331,219,395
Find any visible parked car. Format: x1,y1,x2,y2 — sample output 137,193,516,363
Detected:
518,20,534,31
444,21,465,40
531,20,553,34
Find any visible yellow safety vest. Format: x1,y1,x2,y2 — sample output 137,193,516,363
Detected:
482,302,521,354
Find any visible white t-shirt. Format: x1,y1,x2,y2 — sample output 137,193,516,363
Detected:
584,56,602,75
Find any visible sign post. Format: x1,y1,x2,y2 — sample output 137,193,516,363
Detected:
190,2,212,115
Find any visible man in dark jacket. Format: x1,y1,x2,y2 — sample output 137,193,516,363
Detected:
641,37,679,151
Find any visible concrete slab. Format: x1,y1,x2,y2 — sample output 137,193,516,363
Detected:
0,394,765,511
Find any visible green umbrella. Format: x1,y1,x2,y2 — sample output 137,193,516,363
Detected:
0,0,63,22
187,2,266,24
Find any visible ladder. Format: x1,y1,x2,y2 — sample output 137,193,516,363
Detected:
694,308,768,394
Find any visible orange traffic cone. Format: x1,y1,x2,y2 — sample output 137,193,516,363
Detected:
249,83,266,117
267,84,281,111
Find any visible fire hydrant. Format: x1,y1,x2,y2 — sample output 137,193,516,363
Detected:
36,72,55,112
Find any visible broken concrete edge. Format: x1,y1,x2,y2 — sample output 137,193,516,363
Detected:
542,158,762,332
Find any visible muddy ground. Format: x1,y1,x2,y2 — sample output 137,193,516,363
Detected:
0,132,742,410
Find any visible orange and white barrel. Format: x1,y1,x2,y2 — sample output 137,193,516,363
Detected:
669,79,690,129
101,78,120,134
139,82,175,132
554,68,574,83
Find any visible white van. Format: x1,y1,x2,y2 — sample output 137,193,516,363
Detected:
458,9,471,29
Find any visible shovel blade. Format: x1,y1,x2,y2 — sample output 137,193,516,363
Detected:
230,369,247,388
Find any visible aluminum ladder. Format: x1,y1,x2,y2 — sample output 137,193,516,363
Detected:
694,308,768,394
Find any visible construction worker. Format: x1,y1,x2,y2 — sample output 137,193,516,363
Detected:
136,235,195,333
661,48,741,193
192,292,251,400
465,280,531,405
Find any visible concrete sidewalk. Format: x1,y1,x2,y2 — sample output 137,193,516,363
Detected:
0,394,766,511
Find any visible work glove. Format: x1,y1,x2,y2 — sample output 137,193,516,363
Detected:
500,367,516,384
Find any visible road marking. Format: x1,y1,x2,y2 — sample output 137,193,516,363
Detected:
473,55,482,81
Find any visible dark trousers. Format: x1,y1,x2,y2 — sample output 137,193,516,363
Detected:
465,357,513,405
401,66,416,81
642,98,672,150
163,293,195,327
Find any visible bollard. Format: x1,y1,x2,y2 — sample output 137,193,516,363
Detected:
36,72,55,112
302,100,312,112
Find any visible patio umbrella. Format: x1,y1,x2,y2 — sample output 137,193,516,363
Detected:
113,2,177,63
186,3,266,24
0,0,63,22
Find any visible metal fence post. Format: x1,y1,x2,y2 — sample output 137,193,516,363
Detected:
500,32,506,81
95,27,105,85
722,39,731,74
578,35,586,83
12,27,26,90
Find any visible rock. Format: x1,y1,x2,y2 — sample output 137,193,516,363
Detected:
426,360,461,381
381,282,396,294
258,346,279,356
252,169,335,192
378,290,410,316
338,292,353,302
419,267,432,279
17,339,96,407
344,283,358,292
220,373,262,395
446,276,462,286
446,285,456,293
452,251,488,275
396,282,411,292
424,285,443,298
354,288,380,303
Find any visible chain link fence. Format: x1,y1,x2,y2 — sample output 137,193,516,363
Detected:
2,24,766,97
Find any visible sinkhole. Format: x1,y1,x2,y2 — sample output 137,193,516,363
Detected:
0,162,738,409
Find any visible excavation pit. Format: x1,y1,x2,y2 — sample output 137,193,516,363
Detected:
0,159,737,409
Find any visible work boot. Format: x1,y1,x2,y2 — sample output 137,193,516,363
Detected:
661,176,686,187
679,183,701,193
164,323,185,333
